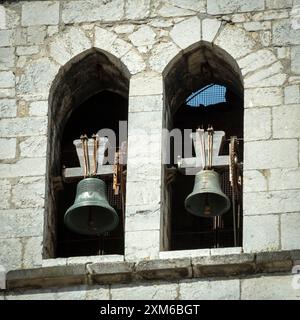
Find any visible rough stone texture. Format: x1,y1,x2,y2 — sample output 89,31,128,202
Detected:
281,213,300,250
85,285,110,300
202,18,221,42
284,85,300,104
23,236,43,268
179,279,240,299
241,275,300,299
244,190,300,215
244,87,282,107
0,71,15,88
27,26,46,45
0,48,15,70
243,170,269,193
291,46,300,74
0,238,22,270
244,61,286,88
11,177,45,208
125,230,160,260
214,25,257,59
111,282,178,300
19,136,47,158
16,46,39,56
0,117,47,137
243,215,280,252
130,73,163,96
273,105,300,138
170,17,201,49
244,140,298,169
121,48,146,74
273,19,300,45
0,99,17,118
268,168,300,191
21,1,59,26
129,95,163,113
62,0,123,24
0,158,46,178
28,101,48,116
244,108,271,141
160,248,210,259
208,0,264,14
49,27,92,65
125,0,150,20
0,179,11,209
0,208,43,239
16,58,59,99
128,25,156,49
0,29,13,47
0,138,16,159
149,42,180,73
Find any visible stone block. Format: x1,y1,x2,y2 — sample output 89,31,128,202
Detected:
130,73,163,96
214,25,257,60
11,176,45,208
266,0,292,9
23,236,43,268
0,88,15,98
210,247,243,256
111,282,178,300
85,285,110,300
273,19,300,45
269,168,300,191
0,117,47,137
5,289,56,300
19,136,47,158
0,208,43,239
121,48,146,75
126,180,161,206
202,18,221,42
244,87,282,107
149,42,180,73
241,275,300,299
291,46,300,74
16,46,39,56
0,179,11,209
0,138,16,159
0,238,22,271
157,3,196,17
284,85,300,104
244,108,271,141
244,190,300,215
0,99,17,118
281,213,300,250
159,249,210,259
49,27,92,66
0,71,14,88
0,48,15,70
244,61,286,88
179,278,240,300
0,158,46,178
62,0,123,24
244,140,298,170
273,105,300,138
170,17,201,50
238,49,277,76
29,100,48,116
243,215,280,252
129,95,163,113
255,251,293,273
56,286,87,300
16,58,59,99
125,230,160,260
125,205,161,231
0,29,13,47
21,1,59,26
27,26,46,45
125,0,150,19
243,169,269,192
128,25,156,49
244,21,271,31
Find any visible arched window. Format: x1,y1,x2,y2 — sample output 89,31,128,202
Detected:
45,49,129,258
162,42,243,251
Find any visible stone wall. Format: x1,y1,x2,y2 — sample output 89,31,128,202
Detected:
0,0,300,299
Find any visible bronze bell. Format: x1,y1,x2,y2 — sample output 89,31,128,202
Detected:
64,177,119,235
185,170,231,217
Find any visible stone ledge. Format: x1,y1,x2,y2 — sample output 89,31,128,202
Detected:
5,250,299,290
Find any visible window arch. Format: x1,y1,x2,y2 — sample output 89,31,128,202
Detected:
44,48,130,258
162,42,243,251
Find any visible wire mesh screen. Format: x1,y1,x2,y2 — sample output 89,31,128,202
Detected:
186,84,227,107
102,175,122,210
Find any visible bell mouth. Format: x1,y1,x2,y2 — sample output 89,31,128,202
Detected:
64,203,119,236
185,192,231,217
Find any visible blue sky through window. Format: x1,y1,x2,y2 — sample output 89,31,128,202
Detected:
186,84,227,107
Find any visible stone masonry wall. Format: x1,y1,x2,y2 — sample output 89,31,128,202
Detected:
0,0,300,299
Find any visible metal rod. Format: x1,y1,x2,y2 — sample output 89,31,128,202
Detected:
80,134,88,178
92,134,98,176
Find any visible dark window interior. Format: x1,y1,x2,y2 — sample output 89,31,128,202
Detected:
56,90,128,257
170,84,243,250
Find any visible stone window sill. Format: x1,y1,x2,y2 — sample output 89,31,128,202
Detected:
4,250,300,291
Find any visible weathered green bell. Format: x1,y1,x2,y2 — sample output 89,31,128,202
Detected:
64,177,119,235
185,170,231,217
